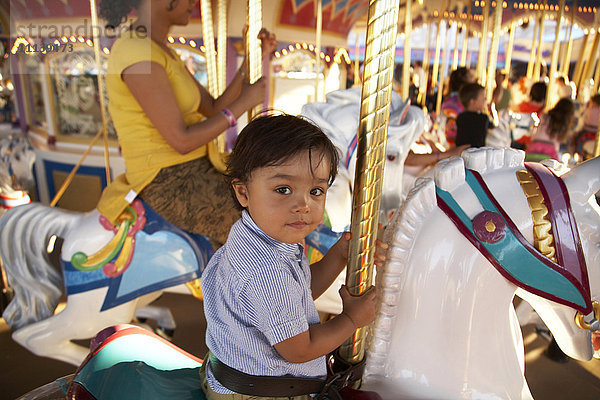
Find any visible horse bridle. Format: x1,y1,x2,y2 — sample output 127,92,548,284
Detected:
436,164,599,333
517,164,600,333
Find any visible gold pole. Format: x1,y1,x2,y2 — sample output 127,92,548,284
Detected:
572,30,590,92
50,128,103,207
546,0,565,109
354,33,360,85
246,0,262,120
217,0,227,96
533,0,547,81
560,0,577,77
594,109,600,158
419,19,432,106
504,20,516,87
593,55,600,94
460,2,472,67
527,13,540,79
201,0,218,97
486,0,503,103
452,22,460,71
89,0,111,185
339,0,400,366
579,29,600,100
436,20,450,115
402,0,412,100
477,0,491,84
431,19,443,108
315,0,323,102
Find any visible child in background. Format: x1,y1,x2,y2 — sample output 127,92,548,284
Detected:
526,98,575,162
455,83,492,148
200,114,386,399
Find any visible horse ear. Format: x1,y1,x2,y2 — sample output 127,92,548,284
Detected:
562,157,600,204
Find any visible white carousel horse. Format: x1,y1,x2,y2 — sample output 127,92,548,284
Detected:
0,197,213,365
301,88,427,314
361,149,600,399
0,136,34,214
26,150,599,400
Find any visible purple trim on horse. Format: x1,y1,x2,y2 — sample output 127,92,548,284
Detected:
524,162,591,302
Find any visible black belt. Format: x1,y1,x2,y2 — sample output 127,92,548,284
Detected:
208,353,329,397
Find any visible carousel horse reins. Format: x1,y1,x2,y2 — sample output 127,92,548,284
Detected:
436,163,598,330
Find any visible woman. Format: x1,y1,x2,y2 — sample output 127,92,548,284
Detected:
525,98,575,162
97,0,277,247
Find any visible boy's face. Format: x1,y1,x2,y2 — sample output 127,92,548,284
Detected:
470,89,487,112
232,150,330,244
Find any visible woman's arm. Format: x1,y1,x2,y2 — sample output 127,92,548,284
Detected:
122,61,265,154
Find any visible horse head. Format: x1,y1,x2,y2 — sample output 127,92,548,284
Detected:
363,149,600,399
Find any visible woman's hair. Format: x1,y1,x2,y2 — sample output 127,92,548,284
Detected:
99,0,141,28
448,67,472,93
226,113,340,208
546,98,575,141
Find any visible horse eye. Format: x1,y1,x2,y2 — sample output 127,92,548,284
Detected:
387,154,397,162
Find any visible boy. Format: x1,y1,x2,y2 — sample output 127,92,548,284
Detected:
456,82,492,148
200,114,384,399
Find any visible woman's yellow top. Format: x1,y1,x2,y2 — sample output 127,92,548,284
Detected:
97,33,207,223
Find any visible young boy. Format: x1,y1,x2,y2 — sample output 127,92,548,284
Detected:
456,82,492,148
200,114,384,399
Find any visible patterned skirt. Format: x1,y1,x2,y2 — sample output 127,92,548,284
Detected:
139,156,241,248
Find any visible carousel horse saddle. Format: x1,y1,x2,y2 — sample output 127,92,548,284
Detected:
63,199,214,311
66,324,205,400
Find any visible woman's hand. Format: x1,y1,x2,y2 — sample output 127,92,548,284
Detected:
258,28,278,60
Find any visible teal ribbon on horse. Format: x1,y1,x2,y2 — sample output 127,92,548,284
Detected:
436,169,591,314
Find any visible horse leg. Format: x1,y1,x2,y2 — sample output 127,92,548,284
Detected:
12,288,162,366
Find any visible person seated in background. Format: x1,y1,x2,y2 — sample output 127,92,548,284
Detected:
492,71,512,111
455,83,493,148
515,81,547,115
570,94,600,160
525,98,575,162
440,67,476,146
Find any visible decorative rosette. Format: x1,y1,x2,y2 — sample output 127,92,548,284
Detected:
472,210,506,244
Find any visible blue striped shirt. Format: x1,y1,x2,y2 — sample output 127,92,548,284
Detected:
201,210,326,394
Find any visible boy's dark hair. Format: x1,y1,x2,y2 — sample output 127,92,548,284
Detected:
529,81,547,103
458,82,485,109
449,67,471,93
226,114,340,209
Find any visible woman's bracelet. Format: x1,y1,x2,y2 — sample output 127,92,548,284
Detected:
221,108,237,128
436,152,441,161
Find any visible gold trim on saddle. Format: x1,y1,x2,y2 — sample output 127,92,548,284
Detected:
516,169,557,263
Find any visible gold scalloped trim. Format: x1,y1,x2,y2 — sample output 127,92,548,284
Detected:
516,170,557,262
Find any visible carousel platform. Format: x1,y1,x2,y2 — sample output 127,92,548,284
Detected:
2,292,600,400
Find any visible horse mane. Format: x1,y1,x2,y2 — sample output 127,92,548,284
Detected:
367,147,527,374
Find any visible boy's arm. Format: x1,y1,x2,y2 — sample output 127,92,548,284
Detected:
275,286,376,363
310,233,350,299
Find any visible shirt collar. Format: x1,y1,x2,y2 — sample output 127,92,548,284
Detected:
241,210,302,258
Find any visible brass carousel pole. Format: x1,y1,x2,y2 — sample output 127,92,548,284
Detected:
315,0,323,102
476,0,491,84
560,0,576,77
431,18,443,109
452,21,460,71
485,0,503,103
504,20,516,87
217,0,227,95
436,17,451,115
402,0,412,101
354,33,360,85
593,56,600,94
595,109,600,158
89,0,111,185
460,1,472,67
338,0,400,367
572,30,590,93
419,18,432,106
546,0,565,109
532,0,547,81
246,0,262,120
527,11,540,79
578,26,599,100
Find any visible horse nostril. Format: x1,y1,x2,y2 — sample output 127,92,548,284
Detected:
387,154,396,162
